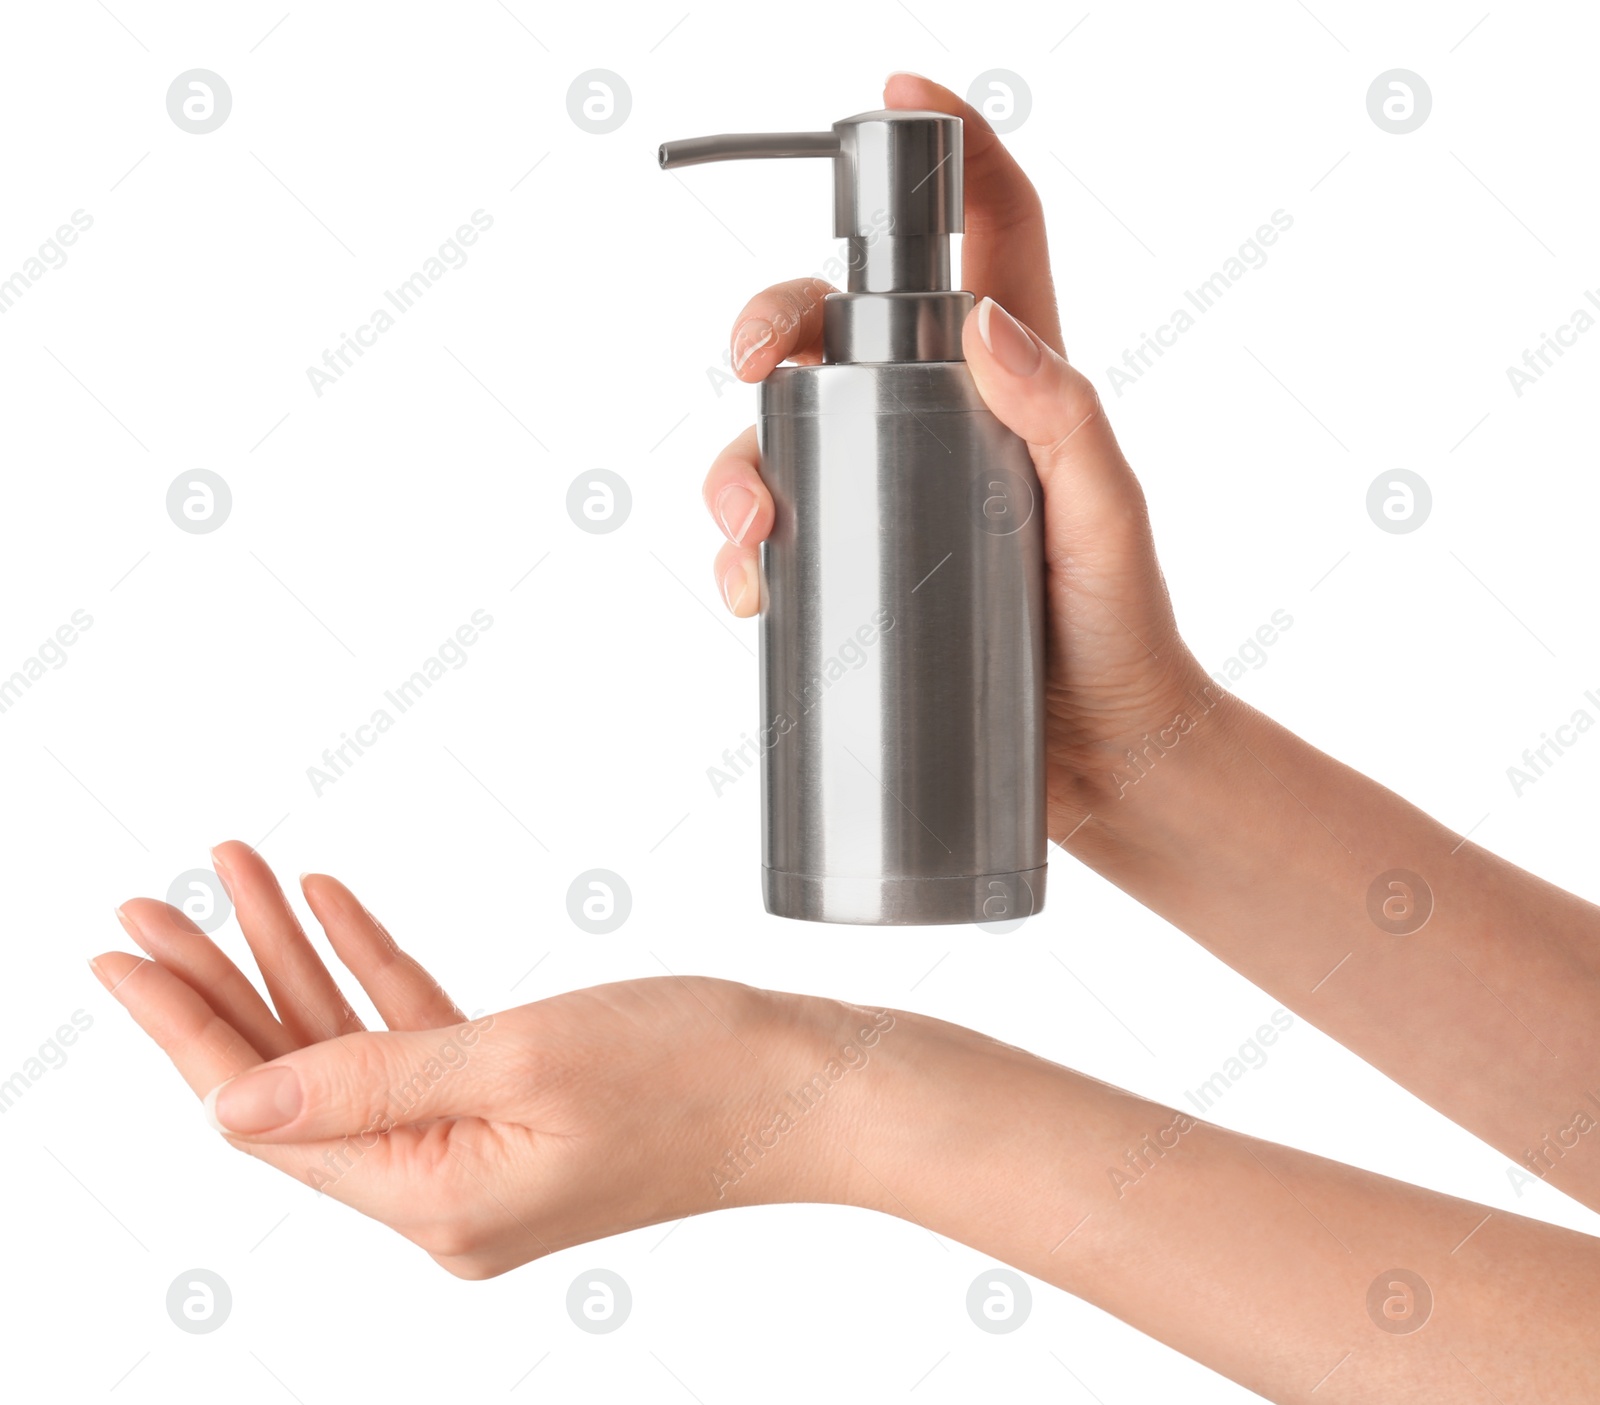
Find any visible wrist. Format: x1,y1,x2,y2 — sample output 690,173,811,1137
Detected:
1054,661,1259,861
696,989,902,1213
832,1007,1198,1296
829,1006,1062,1227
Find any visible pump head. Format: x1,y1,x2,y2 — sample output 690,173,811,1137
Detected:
659,110,962,295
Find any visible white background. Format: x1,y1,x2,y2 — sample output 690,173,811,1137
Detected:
3,1,1599,1400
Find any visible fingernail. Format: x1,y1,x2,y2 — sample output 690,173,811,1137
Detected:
115,904,160,959
714,483,760,545
211,839,254,868
886,70,929,84
209,846,234,897
204,1066,302,1136
117,906,154,955
976,297,1042,377
721,557,759,616
88,956,110,992
732,319,775,374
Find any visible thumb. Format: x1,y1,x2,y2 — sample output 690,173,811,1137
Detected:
202,1014,505,1143
963,297,1142,522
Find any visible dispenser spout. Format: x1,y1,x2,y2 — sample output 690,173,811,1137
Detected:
658,132,840,168
656,109,963,295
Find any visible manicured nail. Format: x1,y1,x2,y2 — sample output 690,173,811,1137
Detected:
721,557,759,616
88,956,110,992
732,319,775,374
714,483,761,545
211,839,254,867
208,846,234,896
976,297,1042,378
204,1066,302,1136
116,905,155,955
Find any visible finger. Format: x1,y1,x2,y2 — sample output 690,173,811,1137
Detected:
89,951,263,1097
300,873,467,1031
728,277,836,384
200,1017,508,1144
714,541,760,618
212,840,365,1044
963,297,1134,516
701,426,773,548
884,73,1063,354
115,900,297,1060
90,950,415,1205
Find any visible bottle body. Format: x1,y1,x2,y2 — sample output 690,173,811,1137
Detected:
757,359,1048,925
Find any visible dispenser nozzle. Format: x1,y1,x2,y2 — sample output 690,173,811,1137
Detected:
657,132,840,169
657,109,963,295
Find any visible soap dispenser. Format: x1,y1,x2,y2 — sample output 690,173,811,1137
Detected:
661,109,1047,925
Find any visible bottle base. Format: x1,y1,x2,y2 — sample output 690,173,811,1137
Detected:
762,866,1046,927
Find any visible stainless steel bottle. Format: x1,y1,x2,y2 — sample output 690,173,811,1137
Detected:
660,110,1046,925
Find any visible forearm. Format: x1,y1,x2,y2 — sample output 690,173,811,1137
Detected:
1061,684,1600,1211
848,1012,1600,1403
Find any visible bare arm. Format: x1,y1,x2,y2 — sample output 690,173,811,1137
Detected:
1057,688,1600,1213
707,72,1600,1217
97,846,1600,1403
857,1004,1600,1402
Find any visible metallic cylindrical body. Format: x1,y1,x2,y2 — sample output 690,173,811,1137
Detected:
660,107,1048,925
757,352,1048,925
